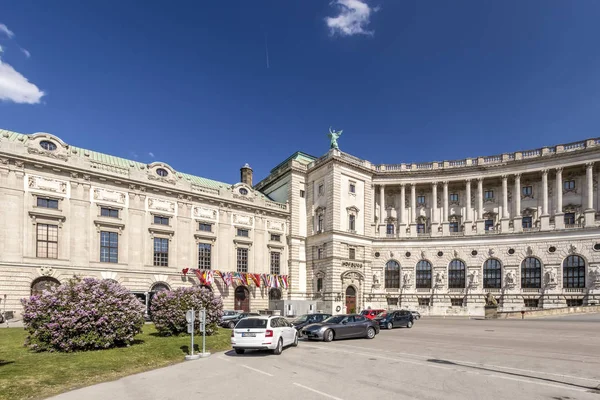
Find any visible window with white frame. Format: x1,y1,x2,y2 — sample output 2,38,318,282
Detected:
349,181,356,194
198,243,211,269
270,252,281,275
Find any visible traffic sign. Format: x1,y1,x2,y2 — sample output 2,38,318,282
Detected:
186,310,194,323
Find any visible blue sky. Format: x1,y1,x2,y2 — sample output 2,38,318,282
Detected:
1,1,600,184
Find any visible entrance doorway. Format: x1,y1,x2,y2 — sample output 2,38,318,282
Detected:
235,286,250,312
345,286,356,314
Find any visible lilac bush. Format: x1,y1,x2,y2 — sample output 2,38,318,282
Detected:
150,286,223,336
21,277,145,352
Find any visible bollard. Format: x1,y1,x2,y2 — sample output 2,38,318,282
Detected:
521,310,525,320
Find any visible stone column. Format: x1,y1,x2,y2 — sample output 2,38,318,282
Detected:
476,178,484,233
431,182,438,223
379,185,385,234
513,174,522,232
464,179,473,235
500,175,510,232
399,184,406,237
540,169,550,230
554,168,564,229
442,181,449,235
584,162,596,227
410,184,417,235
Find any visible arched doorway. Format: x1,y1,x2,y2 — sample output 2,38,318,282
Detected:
235,286,250,312
31,277,60,296
151,282,170,292
345,286,356,314
200,285,212,292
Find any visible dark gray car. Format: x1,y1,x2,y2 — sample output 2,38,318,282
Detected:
301,314,380,342
291,313,332,336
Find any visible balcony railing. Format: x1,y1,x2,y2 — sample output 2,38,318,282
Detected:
564,223,582,229
522,227,540,232
522,288,541,293
564,288,586,293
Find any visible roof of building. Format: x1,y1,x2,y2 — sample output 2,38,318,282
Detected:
0,128,231,191
269,151,317,173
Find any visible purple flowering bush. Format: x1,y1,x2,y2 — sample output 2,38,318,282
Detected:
21,278,145,352
150,286,223,336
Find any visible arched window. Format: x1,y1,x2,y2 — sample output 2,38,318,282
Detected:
416,260,432,289
385,260,400,288
521,257,542,288
448,259,466,288
269,288,282,300
31,277,60,296
150,282,170,292
483,259,502,289
563,255,585,288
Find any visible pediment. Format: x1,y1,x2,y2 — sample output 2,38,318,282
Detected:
27,133,70,161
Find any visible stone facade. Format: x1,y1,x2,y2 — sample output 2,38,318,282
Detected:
0,130,289,317
256,139,600,317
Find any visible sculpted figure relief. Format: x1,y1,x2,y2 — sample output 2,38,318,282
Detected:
545,268,557,286
485,292,498,307
403,271,412,286
435,271,445,286
469,270,479,287
505,270,516,288
328,127,342,150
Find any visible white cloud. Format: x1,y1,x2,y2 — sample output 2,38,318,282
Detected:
0,58,45,104
149,152,155,158
20,48,31,58
0,45,3,54
325,0,378,37
0,24,14,38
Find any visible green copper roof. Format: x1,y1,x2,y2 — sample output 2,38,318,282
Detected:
269,151,317,173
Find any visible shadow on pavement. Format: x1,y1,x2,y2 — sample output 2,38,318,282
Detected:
223,349,274,357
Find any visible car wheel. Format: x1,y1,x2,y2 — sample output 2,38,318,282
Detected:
273,338,283,355
387,322,393,330
366,327,376,339
407,321,413,328
234,348,245,355
323,329,334,342
292,333,299,347
228,322,235,329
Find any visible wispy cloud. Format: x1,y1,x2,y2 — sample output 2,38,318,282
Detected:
0,58,45,104
130,152,139,159
148,152,155,158
0,24,14,38
20,48,30,58
0,45,3,54
325,0,379,37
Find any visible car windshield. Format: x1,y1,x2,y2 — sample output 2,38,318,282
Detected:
324,316,345,324
236,319,267,329
360,310,369,315
292,315,308,323
223,311,237,316
375,313,388,319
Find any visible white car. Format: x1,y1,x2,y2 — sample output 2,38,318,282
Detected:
231,316,298,355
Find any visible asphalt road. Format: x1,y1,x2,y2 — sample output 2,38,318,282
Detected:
49,314,600,400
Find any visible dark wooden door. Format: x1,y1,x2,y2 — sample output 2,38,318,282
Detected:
235,286,250,312
345,286,356,314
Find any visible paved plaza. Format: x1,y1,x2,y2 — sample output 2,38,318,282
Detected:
49,314,600,400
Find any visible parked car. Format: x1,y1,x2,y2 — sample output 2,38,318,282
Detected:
302,314,380,342
290,313,332,336
375,310,414,329
220,312,260,329
410,311,421,320
360,309,385,320
231,316,298,355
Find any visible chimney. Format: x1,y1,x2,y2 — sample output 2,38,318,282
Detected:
240,163,253,186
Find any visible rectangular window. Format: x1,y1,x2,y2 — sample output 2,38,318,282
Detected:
198,223,212,232
36,223,58,258
348,214,356,231
300,190,305,198
564,180,576,191
522,186,533,196
317,214,324,232
417,195,426,204
153,215,170,225
153,238,169,267
522,216,532,228
270,252,280,275
349,182,356,193
449,222,459,232
485,219,494,231
484,190,494,199
318,184,324,196
270,233,281,242
450,298,463,307
449,193,459,202
566,298,583,307
37,197,59,209
564,213,575,225
236,228,249,237
349,248,355,260
100,207,119,218
417,223,426,233
524,299,539,308
317,248,323,259
417,298,430,306
237,248,248,273
100,231,118,263
198,243,211,269
386,224,395,235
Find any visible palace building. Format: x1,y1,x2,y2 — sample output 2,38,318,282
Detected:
1,128,600,318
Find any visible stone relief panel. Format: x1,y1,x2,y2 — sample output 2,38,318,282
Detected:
192,206,218,221
267,219,285,232
91,187,128,207
147,197,177,215
232,213,254,227
25,174,70,197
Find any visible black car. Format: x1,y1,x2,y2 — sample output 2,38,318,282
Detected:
302,314,380,341
290,313,332,336
219,312,260,329
375,310,414,329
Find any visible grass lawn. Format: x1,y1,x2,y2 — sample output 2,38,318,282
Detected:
0,325,232,400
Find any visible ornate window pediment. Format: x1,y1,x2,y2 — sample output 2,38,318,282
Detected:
315,206,326,214
346,206,360,213
562,204,581,213
483,211,497,220
27,133,70,161
231,183,256,202
146,162,179,185
521,207,537,217
449,214,462,223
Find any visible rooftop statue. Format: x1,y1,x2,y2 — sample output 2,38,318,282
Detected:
328,127,342,150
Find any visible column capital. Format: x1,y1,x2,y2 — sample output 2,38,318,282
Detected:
431,181,438,186
514,173,521,179
476,177,484,182
501,174,508,180
464,178,472,183
555,167,563,174
442,180,449,186
541,169,549,176
398,183,405,188
586,161,595,168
